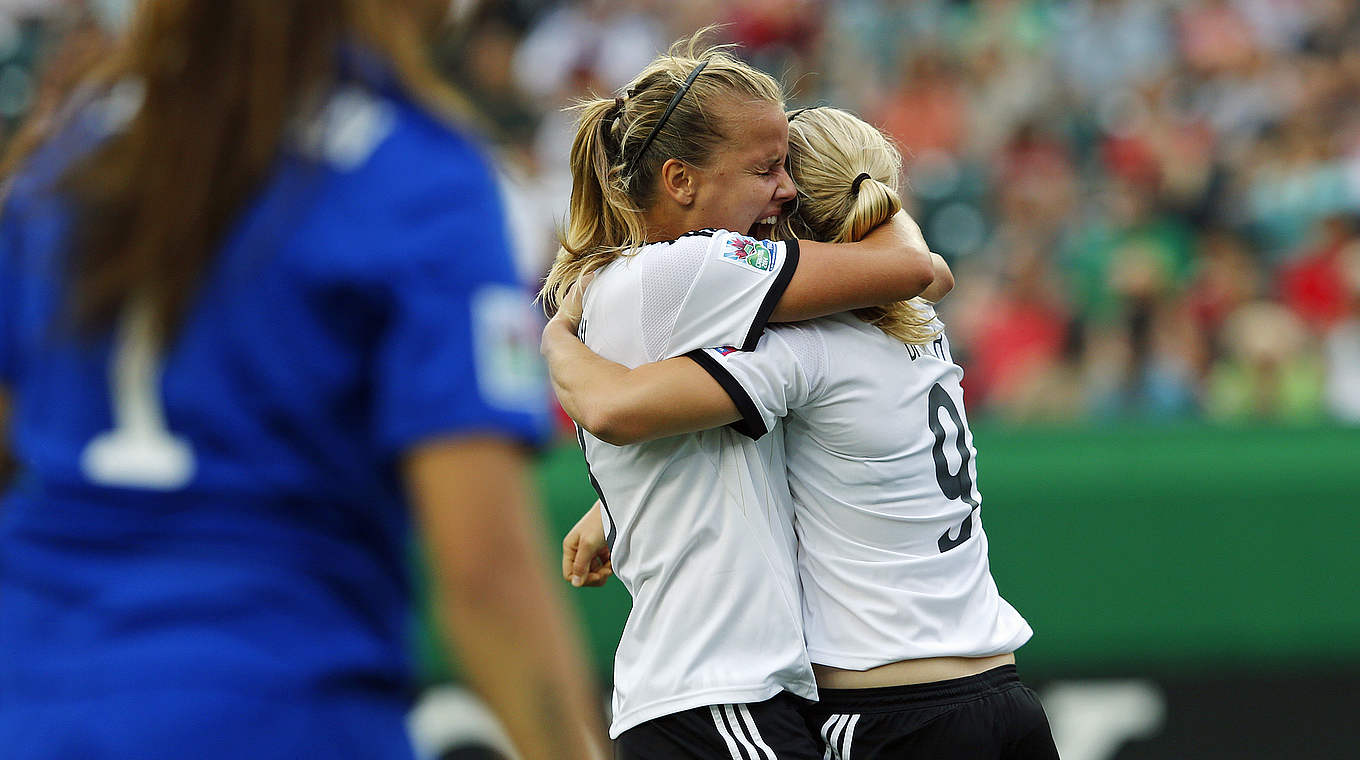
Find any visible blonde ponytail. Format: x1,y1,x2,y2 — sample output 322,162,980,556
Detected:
782,107,938,345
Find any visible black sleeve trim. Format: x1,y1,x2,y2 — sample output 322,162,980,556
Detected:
740,238,800,351
685,349,768,440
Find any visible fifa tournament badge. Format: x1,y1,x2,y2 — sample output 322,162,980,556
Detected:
724,236,777,272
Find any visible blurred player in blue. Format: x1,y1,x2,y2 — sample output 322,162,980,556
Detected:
0,1,604,758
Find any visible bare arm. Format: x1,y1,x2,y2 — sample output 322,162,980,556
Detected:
405,437,607,760
541,316,739,445
920,253,955,304
536,212,939,446
770,210,935,322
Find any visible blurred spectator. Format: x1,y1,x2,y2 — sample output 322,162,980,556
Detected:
512,0,665,103
1054,0,1173,104
1064,176,1200,417
1205,301,1325,422
1185,227,1261,372
874,46,970,158
1176,0,1259,77
11,0,1360,427
950,236,1076,421
1278,214,1360,333
725,0,823,84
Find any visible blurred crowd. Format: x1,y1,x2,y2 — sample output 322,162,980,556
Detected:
5,0,1360,425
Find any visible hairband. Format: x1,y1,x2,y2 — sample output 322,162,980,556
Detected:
851,172,872,194
787,107,816,122
624,60,708,178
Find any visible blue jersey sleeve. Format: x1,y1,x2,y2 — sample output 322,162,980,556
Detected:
370,140,551,455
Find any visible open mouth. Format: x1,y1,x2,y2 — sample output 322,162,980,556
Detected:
749,215,779,240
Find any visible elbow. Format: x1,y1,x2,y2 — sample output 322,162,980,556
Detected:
870,237,936,301
926,265,954,302
936,266,955,295
592,417,650,447
895,253,936,300
576,402,648,446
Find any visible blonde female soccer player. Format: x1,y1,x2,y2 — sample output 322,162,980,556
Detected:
547,107,1060,759
539,34,939,759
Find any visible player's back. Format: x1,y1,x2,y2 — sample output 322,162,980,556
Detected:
782,312,1031,668
0,67,544,752
698,309,1032,671
574,231,815,737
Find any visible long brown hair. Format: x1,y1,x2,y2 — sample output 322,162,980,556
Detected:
781,107,937,345
539,30,785,315
1,0,465,345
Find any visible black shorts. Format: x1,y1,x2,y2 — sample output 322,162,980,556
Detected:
800,665,1060,760
615,692,823,760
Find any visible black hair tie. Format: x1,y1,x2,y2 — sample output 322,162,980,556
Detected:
624,60,708,178
602,98,625,155
787,106,816,122
851,173,872,195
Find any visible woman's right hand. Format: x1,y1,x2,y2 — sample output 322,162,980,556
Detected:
562,501,612,588
873,209,929,252
772,209,936,321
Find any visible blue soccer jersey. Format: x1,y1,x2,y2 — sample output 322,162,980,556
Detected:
0,64,549,758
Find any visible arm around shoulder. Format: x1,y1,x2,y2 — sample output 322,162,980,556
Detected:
920,253,954,304
541,315,741,445
771,210,935,322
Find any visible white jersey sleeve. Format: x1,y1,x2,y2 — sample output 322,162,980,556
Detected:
686,323,828,440
636,230,800,361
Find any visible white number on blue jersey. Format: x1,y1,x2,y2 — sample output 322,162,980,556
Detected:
80,300,196,490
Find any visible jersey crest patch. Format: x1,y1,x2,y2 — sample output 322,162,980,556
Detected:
471,284,549,412
723,236,777,272
713,346,739,356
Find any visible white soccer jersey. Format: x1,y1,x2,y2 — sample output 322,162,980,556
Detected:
694,309,1033,670
576,229,816,738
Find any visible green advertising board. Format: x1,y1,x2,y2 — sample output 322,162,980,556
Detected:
421,423,1360,683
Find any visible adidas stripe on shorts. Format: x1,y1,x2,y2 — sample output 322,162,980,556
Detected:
801,665,1060,760
614,692,822,760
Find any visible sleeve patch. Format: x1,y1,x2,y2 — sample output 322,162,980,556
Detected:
299,85,397,170
722,236,778,272
471,284,549,412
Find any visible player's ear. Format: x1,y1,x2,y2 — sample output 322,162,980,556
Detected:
657,158,696,207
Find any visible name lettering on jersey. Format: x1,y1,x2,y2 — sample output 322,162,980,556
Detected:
904,335,953,363
722,236,778,272
932,335,951,362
